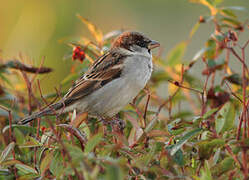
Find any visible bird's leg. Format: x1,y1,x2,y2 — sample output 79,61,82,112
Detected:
100,117,110,126
111,115,126,131
100,116,125,131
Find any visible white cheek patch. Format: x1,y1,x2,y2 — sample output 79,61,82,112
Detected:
129,46,151,58
118,47,151,60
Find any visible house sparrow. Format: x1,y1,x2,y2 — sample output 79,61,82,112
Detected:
19,31,160,124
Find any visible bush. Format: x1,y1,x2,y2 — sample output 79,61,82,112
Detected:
0,0,249,179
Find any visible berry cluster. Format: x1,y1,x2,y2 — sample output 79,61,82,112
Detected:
72,46,85,62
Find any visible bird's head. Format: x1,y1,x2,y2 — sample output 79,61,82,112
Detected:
112,31,160,53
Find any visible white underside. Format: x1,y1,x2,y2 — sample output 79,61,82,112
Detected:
65,48,153,118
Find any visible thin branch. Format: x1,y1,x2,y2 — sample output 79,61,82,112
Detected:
224,144,244,172
167,80,203,94
20,71,33,115
242,39,249,49
37,80,58,115
0,105,17,178
224,81,243,103
143,93,151,123
57,124,86,151
37,82,83,179
0,60,53,74
227,47,249,77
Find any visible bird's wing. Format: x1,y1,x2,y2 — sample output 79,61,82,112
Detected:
63,49,130,104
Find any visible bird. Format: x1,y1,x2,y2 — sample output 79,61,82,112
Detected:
19,31,160,125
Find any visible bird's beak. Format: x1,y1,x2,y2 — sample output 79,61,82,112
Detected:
148,40,160,50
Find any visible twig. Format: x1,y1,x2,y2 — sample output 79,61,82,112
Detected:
20,71,33,115
201,57,210,116
242,39,249,49
241,39,248,177
31,56,46,84
45,118,83,179
155,65,185,119
37,80,58,114
0,105,17,178
33,117,41,170
37,83,83,179
57,124,86,151
130,103,145,128
0,60,53,74
143,93,151,124
227,47,249,77
167,80,202,94
224,81,243,103
224,144,244,172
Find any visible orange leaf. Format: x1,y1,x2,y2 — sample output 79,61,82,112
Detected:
77,14,103,45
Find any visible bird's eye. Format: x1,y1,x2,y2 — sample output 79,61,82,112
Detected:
137,40,147,48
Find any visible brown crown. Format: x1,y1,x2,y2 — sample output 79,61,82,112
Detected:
111,31,151,50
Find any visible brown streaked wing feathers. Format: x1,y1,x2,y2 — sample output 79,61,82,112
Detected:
63,49,128,104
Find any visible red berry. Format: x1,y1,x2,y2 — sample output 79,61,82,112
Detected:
41,126,46,133
72,46,85,63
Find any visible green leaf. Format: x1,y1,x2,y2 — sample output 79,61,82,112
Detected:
168,125,186,136
166,41,187,66
203,108,218,119
212,33,225,42
0,169,11,177
200,161,212,180
215,103,235,134
0,142,15,164
223,73,242,85
19,136,42,148
79,122,90,139
213,148,221,165
17,174,40,179
222,6,246,11
189,22,200,39
138,143,158,166
15,163,38,175
222,18,242,29
105,165,123,180
212,0,223,6
40,151,53,176
198,139,225,159
65,143,84,161
220,9,237,18
135,93,146,106
84,133,103,153
144,115,158,134
170,128,202,156
0,74,12,87
13,128,25,145
205,39,216,59
166,145,185,166
2,124,38,135
50,150,64,178
207,59,216,68
211,157,235,176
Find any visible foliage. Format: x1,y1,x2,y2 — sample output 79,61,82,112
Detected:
0,0,249,179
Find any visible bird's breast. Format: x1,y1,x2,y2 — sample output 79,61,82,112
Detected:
123,54,153,89
75,54,153,118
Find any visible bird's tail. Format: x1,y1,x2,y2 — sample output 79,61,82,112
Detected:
18,102,64,125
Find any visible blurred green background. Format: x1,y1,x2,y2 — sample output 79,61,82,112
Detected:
0,0,248,92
